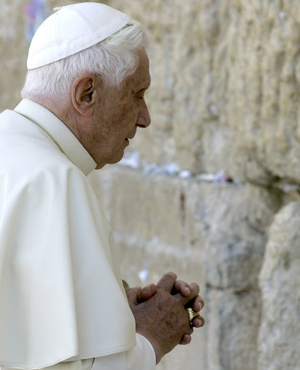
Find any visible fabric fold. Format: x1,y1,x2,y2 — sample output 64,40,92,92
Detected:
0,104,136,369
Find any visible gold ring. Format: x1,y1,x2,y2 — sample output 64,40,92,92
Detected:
187,307,200,326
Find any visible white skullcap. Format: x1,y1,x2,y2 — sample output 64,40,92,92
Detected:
27,2,131,70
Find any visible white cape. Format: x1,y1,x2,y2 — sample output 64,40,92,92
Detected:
0,100,136,369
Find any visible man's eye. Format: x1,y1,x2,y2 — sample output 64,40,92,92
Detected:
136,89,147,100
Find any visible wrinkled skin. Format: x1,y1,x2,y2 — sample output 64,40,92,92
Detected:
126,272,205,364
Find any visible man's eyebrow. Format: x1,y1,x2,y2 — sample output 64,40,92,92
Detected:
135,85,150,95
134,79,151,94
140,81,151,91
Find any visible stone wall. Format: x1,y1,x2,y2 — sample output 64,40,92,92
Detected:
0,0,27,111
258,202,300,370
89,167,282,370
1,0,300,369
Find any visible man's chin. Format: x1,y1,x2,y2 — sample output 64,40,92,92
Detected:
108,151,125,165
95,148,126,169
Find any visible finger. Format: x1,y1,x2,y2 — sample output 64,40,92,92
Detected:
156,272,177,292
192,316,205,328
137,284,157,303
180,333,191,345
192,295,205,312
179,287,201,307
174,280,190,297
189,282,200,296
126,286,142,306
176,283,200,306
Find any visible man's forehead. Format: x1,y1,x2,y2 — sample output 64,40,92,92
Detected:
134,51,151,87
122,53,150,91
130,74,151,93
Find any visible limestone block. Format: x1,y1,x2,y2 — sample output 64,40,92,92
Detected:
90,165,207,295
203,0,300,184
103,0,300,185
194,182,281,292
206,288,261,370
0,0,28,111
48,0,82,10
90,166,281,292
222,1,300,185
258,201,300,370
89,165,281,369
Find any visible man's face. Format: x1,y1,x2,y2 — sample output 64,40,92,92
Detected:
84,49,151,169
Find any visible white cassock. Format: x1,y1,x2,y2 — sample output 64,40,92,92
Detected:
0,99,155,370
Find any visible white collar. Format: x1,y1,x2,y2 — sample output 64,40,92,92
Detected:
14,99,97,176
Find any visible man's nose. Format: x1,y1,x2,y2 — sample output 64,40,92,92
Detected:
137,105,151,128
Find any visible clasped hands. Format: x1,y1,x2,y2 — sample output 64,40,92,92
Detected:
126,272,205,364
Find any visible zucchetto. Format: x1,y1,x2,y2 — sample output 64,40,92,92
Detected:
27,2,131,69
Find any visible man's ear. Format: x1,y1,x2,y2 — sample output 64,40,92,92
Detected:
71,73,98,116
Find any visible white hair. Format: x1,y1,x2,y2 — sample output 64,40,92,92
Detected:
21,20,148,99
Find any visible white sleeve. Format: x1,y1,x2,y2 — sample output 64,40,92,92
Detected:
0,334,156,370
92,333,156,370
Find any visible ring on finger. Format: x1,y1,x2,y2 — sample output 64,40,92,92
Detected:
187,307,200,327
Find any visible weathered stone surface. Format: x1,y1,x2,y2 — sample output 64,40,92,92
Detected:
223,1,300,185
104,0,300,186
206,288,261,370
48,0,80,9
91,167,281,291
196,182,281,292
0,0,27,111
89,165,282,370
89,166,208,286
258,201,300,370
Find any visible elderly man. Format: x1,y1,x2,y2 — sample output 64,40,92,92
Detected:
0,3,204,370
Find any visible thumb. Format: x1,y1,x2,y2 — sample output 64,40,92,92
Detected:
137,284,157,303
126,286,142,308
